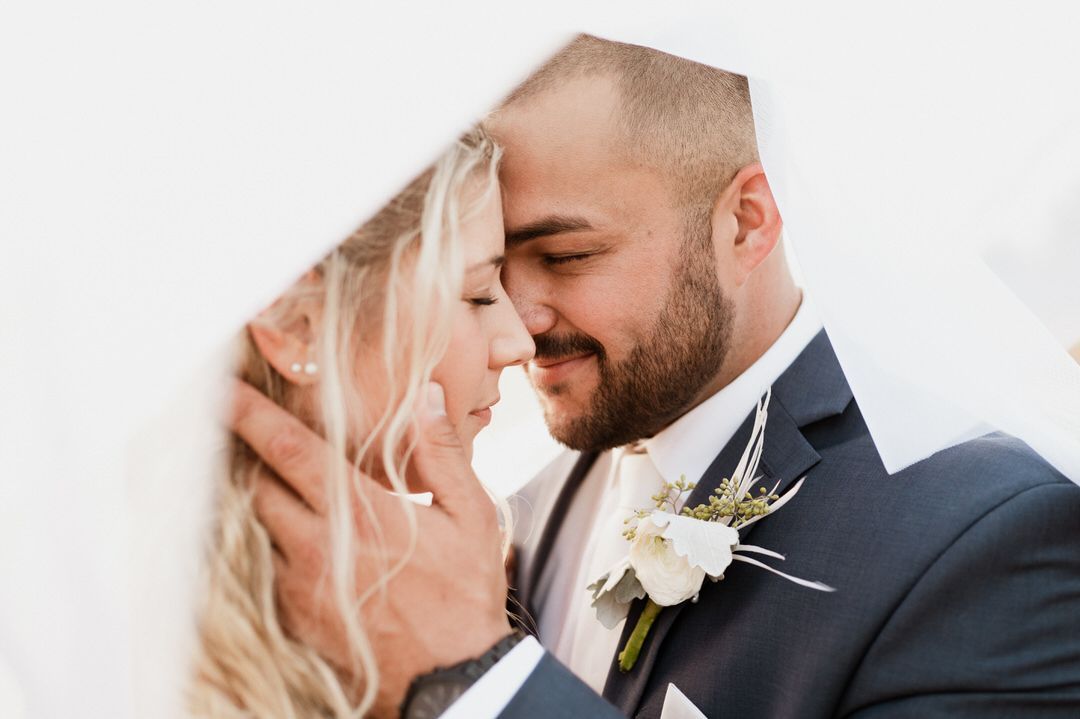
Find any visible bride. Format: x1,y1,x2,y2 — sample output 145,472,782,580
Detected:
190,127,533,717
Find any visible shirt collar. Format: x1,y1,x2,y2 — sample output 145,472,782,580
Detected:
641,294,823,487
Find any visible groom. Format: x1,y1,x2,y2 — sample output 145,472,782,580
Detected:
232,36,1080,717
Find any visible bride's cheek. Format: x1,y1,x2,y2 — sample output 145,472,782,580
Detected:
437,316,488,419
430,316,466,410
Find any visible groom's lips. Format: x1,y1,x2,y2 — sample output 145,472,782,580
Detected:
529,352,595,385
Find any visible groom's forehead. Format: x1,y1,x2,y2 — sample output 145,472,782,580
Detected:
491,77,652,230
490,75,624,172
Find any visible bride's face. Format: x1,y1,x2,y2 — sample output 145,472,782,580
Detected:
248,179,533,470
432,185,534,457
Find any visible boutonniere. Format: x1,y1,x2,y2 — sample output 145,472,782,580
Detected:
587,389,835,673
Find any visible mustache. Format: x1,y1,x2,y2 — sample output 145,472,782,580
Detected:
533,331,605,362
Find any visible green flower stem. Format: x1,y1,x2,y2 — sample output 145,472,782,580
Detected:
618,599,664,672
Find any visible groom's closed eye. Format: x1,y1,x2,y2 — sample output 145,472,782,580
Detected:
543,252,594,266
537,243,613,270
504,214,612,273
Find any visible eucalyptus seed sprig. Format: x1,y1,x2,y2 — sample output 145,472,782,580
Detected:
681,477,780,528
623,475,697,541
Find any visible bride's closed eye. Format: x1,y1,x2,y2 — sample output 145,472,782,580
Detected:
467,294,498,308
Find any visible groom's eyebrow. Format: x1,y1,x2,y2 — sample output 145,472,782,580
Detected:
505,215,593,247
467,255,505,272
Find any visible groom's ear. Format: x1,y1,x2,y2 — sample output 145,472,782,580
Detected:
715,162,783,286
247,271,323,387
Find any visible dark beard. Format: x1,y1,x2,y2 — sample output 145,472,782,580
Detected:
533,230,735,451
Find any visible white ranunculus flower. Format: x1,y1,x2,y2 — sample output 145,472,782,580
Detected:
629,512,742,606
649,512,740,576
629,516,708,606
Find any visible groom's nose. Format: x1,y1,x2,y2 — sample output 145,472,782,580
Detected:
503,265,558,336
518,300,558,338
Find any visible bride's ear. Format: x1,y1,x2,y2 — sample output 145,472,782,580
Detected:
247,271,323,387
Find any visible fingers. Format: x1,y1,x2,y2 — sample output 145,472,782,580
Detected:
231,379,368,516
232,378,479,527
252,467,322,563
272,551,303,640
410,382,492,516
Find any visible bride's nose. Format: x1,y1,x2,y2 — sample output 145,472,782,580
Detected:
490,301,536,369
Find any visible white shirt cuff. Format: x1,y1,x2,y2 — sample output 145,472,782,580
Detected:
438,635,545,719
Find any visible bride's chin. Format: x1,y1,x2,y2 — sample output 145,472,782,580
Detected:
455,422,482,461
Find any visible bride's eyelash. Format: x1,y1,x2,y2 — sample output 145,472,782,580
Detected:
468,295,498,307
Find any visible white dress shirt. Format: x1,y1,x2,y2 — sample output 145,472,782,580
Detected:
559,444,666,691
449,296,823,716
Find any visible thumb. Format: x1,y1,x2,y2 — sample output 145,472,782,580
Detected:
409,382,488,515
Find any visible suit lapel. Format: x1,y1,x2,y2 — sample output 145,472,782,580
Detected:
601,330,852,714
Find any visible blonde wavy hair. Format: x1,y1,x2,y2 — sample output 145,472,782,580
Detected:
191,127,503,718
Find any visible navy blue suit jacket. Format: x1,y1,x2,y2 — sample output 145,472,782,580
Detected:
500,331,1080,718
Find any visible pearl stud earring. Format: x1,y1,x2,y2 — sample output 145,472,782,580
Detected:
290,362,302,373
303,361,318,376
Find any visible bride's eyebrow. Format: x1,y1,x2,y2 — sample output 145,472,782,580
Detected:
466,255,505,273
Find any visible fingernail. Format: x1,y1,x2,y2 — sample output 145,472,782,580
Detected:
427,382,446,417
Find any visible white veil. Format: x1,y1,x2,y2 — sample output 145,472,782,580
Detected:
2,2,1078,717
612,5,1080,478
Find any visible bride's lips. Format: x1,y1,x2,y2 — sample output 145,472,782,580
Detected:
469,408,493,426
469,397,500,427
529,352,595,385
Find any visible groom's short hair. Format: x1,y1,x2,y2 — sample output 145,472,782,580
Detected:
502,34,759,214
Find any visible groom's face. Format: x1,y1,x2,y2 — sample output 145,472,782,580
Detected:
492,75,734,450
